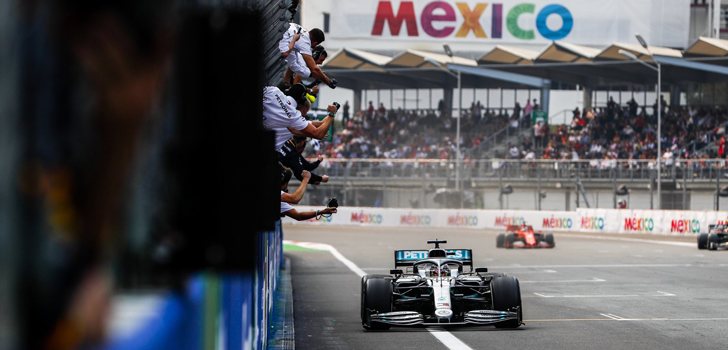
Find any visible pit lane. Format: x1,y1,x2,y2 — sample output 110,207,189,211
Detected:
285,225,728,350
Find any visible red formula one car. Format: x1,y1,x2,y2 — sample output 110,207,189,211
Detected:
496,224,555,249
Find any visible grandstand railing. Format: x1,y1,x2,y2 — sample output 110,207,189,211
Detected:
314,158,728,181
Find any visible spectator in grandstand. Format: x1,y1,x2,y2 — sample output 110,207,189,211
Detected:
278,23,336,88
279,135,329,185
472,101,483,124
508,143,520,159
367,101,375,120
280,167,337,220
509,114,519,132
618,199,628,209
523,148,536,161
523,99,533,119
534,120,545,148
342,100,350,125
262,83,337,151
627,98,638,117
607,96,618,119
377,102,387,119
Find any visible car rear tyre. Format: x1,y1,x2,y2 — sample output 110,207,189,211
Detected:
544,233,555,247
496,233,505,248
505,233,516,249
697,233,709,250
708,234,719,251
491,276,522,328
361,275,393,330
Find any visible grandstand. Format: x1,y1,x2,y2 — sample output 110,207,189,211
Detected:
292,1,728,212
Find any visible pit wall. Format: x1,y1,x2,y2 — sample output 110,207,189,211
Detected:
285,207,728,235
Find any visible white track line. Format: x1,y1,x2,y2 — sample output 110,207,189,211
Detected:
520,277,605,284
534,291,677,298
535,293,638,298
285,241,367,277
493,263,692,269
656,291,677,296
600,313,625,320
427,329,475,350
555,233,695,247
369,263,699,271
527,317,728,322
284,240,474,350
368,262,727,270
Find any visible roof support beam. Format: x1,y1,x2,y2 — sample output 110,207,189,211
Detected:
654,55,728,76
447,64,550,88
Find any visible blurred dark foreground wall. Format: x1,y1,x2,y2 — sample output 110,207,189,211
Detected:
1,0,291,348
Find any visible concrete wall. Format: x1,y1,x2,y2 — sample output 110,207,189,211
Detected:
304,183,721,211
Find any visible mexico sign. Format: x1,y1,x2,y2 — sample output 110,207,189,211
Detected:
327,0,690,48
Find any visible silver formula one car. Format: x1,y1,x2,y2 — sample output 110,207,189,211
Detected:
361,239,522,330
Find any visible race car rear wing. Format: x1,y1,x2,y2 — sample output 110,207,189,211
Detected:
394,249,473,267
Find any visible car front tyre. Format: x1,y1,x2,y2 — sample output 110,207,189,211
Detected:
361,275,393,330
496,233,505,248
544,233,555,248
505,233,516,249
491,275,522,328
697,233,709,250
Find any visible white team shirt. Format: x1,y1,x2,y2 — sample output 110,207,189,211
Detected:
262,86,310,151
287,53,311,78
278,23,312,57
278,23,313,77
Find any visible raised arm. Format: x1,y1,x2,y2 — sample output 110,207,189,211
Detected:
281,170,311,204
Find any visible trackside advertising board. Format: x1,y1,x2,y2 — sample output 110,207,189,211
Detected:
325,0,690,49
284,206,728,236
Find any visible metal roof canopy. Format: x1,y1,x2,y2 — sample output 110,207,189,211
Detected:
537,41,600,63
685,37,728,57
387,49,477,68
481,56,728,89
447,64,549,88
324,48,391,71
323,46,728,91
329,57,728,91
327,63,551,90
478,46,539,65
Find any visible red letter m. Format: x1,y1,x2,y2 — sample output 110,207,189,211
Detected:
371,1,419,36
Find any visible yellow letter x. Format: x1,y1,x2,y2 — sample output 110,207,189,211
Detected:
456,3,487,38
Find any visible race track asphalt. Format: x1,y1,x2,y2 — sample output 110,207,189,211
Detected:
284,224,728,350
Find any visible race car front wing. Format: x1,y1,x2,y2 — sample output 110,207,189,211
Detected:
370,308,519,326
370,311,424,325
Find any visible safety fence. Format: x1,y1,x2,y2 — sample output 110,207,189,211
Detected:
104,221,284,350
312,158,728,181
285,206,728,235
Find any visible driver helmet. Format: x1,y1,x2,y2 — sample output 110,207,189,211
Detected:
429,267,439,277
440,265,450,277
